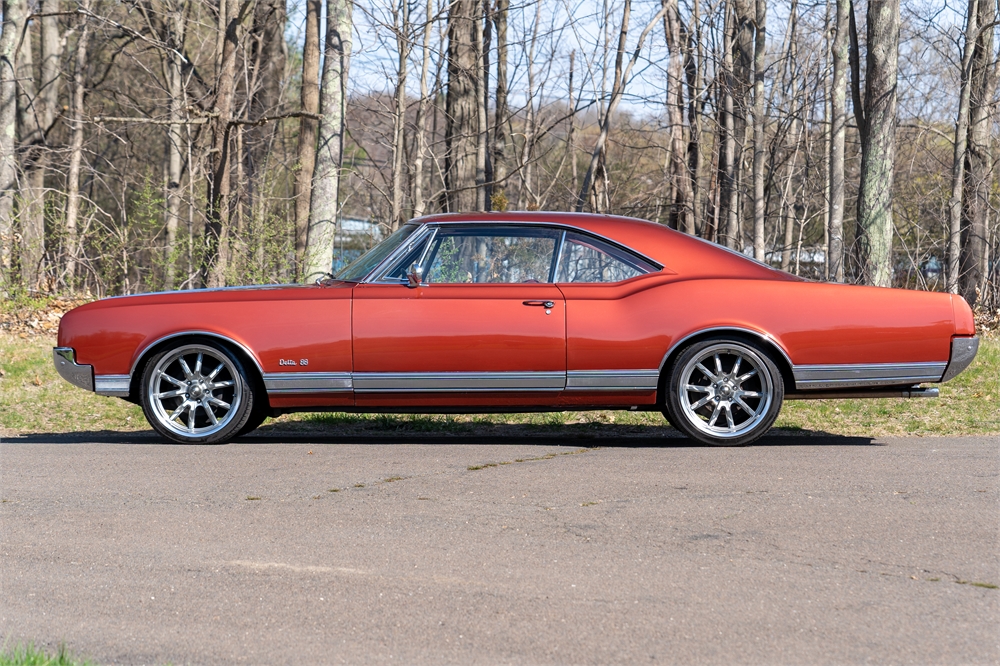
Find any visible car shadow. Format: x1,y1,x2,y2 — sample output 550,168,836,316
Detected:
3,424,878,448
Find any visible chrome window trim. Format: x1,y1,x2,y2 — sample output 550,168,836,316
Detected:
792,362,947,390
94,375,131,397
362,221,663,286
358,224,435,283
368,226,439,284
263,372,353,394
353,371,565,392
565,369,659,391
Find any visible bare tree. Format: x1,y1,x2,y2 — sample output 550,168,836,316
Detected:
851,0,900,287
0,0,24,289
444,0,479,212
295,0,322,276
828,0,849,282
306,0,353,280
751,0,765,261
959,0,998,305
64,2,93,286
491,0,509,210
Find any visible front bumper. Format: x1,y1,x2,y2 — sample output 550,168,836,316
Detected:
53,348,131,396
53,347,94,392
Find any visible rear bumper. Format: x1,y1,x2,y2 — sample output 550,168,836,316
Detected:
941,336,979,382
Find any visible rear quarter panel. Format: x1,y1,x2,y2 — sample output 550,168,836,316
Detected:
561,278,956,372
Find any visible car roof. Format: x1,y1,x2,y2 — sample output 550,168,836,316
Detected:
409,211,796,282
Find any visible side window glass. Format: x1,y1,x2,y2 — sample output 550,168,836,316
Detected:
424,228,559,284
555,233,656,283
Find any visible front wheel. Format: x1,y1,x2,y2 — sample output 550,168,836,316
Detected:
664,337,784,446
140,340,256,444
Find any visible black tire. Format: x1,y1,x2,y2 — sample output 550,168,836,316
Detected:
663,336,784,446
139,339,255,444
236,405,269,438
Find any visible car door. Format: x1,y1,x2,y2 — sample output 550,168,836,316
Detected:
353,224,566,407
554,231,668,407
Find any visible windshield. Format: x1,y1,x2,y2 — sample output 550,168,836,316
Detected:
334,224,421,281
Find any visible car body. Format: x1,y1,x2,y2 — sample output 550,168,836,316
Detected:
54,212,980,445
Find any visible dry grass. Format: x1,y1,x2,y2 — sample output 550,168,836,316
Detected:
1,331,996,439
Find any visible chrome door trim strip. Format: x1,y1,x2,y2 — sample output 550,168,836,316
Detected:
94,375,131,397
792,362,947,390
565,369,659,391
353,371,565,392
263,372,353,394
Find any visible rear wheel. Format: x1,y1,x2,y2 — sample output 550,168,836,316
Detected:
140,341,255,444
664,337,783,446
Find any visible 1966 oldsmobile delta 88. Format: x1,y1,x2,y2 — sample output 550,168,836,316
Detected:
53,212,979,446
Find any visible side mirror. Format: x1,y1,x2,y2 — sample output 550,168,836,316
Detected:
406,263,423,288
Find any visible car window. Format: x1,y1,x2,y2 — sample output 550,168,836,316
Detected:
423,227,560,284
334,223,421,281
555,232,657,283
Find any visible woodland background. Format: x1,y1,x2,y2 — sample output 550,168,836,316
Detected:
0,0,997,309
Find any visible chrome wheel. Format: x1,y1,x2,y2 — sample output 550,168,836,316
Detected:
666,338,783,446
146,344,243,439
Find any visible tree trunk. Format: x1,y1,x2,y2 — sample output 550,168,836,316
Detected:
0,0,24,289
685,0,704,236
728,0,754,250
947,0,979,294
164,0,186,291
412,0,435,217
204,0,242,288
476,0,490,210
663,0,693,233
720,3,740,248
17,0,62,291
828,0,849,282
245,0,288,193
751,0,766,261
64,2,92,288
959,0,997,305
444,0,479,212
854,0,900,287
306,0,352,280
390,0,410,229
294,0,321,277
491,0,509,210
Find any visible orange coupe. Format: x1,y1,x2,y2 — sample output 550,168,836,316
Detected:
54,212,979,446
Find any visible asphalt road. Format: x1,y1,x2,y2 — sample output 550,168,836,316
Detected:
1,431,998,665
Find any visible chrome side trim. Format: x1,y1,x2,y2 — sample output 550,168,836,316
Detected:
659,327,794,373
53,348,94,392
129,331,265,378
792,362,947,390
263,372,353,394
353,371,565,392
94,375,131,397
941,337,979,382
565,369,659,391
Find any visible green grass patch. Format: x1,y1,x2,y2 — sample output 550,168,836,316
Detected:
0,643,93,666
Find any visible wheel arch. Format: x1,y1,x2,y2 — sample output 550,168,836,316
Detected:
657,327,795,402
127,331,267,404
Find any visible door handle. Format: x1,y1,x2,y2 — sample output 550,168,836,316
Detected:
523,300,555,308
